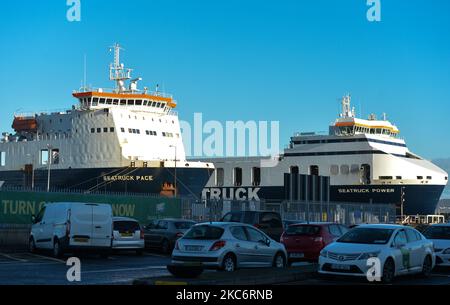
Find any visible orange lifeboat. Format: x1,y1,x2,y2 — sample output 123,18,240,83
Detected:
12,116,38,133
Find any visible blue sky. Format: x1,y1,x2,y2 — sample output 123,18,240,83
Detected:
0,0,449,159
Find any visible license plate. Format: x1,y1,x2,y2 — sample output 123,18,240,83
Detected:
185,245,203,251
74,237,88,243
290,253,304,258
331,264,351,271
121,232,133,237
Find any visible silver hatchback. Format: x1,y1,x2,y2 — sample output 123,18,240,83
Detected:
171,222,287,272
112,217,145,255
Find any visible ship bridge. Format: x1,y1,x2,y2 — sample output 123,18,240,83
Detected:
72,43,177,115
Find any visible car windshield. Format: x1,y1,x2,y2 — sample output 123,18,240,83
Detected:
183,225,224,240
286,225,321,236
174,221,195,230
114,221,140,232
423,226,450,240
337,228,394,244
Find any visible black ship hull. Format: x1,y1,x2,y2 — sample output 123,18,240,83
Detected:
0,166,213,199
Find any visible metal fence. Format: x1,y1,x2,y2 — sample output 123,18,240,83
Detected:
181,199,396,226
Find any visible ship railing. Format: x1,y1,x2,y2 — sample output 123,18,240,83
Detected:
0,185,173,199
74,87,174,99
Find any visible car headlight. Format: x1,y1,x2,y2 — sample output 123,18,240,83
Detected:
443,249,450,255
320,250,328,258
358,251,380,260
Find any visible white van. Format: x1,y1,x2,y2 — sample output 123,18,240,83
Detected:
29,202,113,257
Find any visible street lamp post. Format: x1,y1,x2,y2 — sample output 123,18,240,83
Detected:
47,144,52,192
169,145,177,197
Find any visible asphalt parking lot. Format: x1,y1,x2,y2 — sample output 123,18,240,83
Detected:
0,250,172,285
0,250,449,285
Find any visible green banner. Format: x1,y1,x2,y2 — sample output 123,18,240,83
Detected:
0,191,182,225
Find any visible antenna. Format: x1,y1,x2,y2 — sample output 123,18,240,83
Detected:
83,54,87,91
109,43,132,93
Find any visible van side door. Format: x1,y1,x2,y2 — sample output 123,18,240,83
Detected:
91,204,113,247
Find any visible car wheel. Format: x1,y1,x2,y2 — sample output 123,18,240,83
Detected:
381,259,395,284
421,255,432,278
222,254,236,272
29,237,36,253
161,239,170,254
53,239,63,258
273,252,286,268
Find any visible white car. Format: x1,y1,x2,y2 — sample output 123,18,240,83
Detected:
30,202,113,258
319,224,435,283
112,217,145,255
423,223,450,266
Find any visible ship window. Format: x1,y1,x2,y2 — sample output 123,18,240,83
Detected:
330,165,339,175
99,98,106,104
110,127,115,132
143,162,148,168
310,165,319,176
379,176,393,180
0,152,5,167
97,128,101,133
90,128,95,133
52,149,60,165
340,165,350,175
234,167,243,187
153,131,157,136
151,102,157,107
128,128,132,133
40,149,49,165
130,161,136,168
252,167,261,186
445,177,448,181
350,164,360,174
426,176,432,180
113,99,119,105
156,102,161,108
290,166,299,175
143,100,148,106
160,103,166,108
120,127,125,133
120,99,126,106
127,100,135,106
216,168,224,187
92,98,99,106
136,129,141,134
145,130,150,135
417,176,424,180
103,127,108,133
396,176,402,180
106,99,112,105
135,100,142,106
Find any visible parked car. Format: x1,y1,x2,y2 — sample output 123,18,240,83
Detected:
112,217,144,255
144,219,196,253
281,222,349,264
168,222,287,277
220,211,283,241
29,202,113,258
423,223,450,266
319,224,435,283
283,220,304,230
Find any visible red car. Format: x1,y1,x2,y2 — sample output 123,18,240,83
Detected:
280,222,349,264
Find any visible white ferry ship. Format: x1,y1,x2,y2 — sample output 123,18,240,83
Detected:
0,44,213,198
199,95,448,215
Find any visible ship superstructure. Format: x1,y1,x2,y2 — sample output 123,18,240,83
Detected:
199,95,448,215
0,44,213,197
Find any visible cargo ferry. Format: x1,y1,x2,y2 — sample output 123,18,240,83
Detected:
0,44,213,198
199,95,448,215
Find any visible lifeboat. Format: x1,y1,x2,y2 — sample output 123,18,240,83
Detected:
12,116,38,133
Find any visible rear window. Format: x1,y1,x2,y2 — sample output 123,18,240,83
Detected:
114,221,140,232
184,225,224,240
174,222,195,230
286,225,321,236
423,226,450,240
